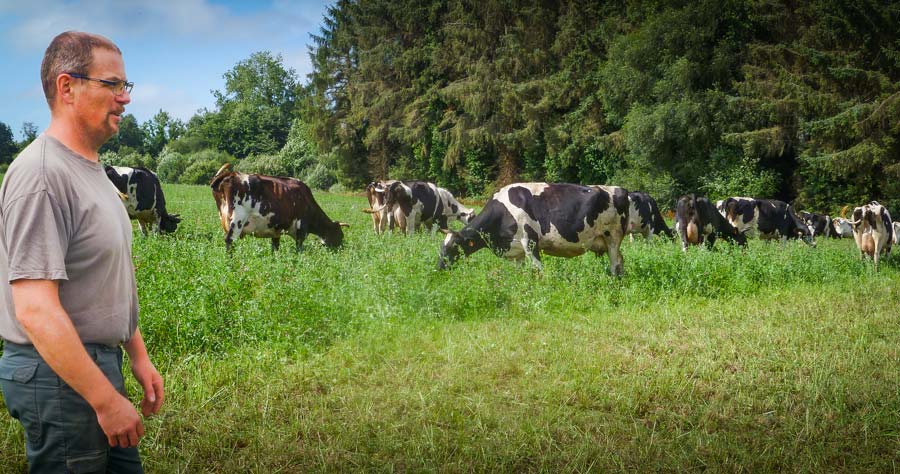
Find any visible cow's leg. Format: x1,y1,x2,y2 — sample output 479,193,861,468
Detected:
521,235,543,271
435,216,448,234
293,223,309,253
607,237,624,276
224,218,244,253
874,239,884,271
138,219,150,236
675,222,689,252
705,233,717,250
271,238,280,252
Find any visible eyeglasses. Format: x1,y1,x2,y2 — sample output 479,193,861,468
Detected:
67,73,134,96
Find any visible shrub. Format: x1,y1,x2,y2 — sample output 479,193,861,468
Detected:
180,159,224,185
235,154,293,177
100,146,156,170
303,162,336,190
700,147,779,201
156,147,191,183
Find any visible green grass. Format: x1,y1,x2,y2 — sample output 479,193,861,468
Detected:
2,182,899,472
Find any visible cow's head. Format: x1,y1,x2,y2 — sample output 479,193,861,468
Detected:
437,229,484,270
848,204,878,234
365,182,387,207
384,181,412,209
789,207,816,247
832,217,853,237
159,213,182,234
729,225,748,247
320,221,349,249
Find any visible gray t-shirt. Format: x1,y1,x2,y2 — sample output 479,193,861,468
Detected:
0,134,138,345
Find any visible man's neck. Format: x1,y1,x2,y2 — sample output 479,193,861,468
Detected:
46,119,100,162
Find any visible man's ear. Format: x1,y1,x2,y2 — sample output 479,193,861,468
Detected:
56,74,76,105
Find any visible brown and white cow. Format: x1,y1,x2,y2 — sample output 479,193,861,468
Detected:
848,201,893,270
438,183,630,275
210,164,347,252
363,180,399,234
676,194,747,251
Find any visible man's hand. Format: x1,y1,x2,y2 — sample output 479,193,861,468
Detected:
93,391,145,447
131,358,164,417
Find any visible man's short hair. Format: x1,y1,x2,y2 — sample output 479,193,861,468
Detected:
41,31,121,107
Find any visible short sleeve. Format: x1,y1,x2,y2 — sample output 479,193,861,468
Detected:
2,190,69,281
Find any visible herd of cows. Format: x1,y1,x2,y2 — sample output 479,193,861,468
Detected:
102,164,898,273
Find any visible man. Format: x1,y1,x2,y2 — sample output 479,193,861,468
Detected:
0,31,163,473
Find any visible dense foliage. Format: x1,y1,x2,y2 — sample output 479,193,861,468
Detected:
307,0,900,209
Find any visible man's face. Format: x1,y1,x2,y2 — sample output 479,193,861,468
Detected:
74,48,130,145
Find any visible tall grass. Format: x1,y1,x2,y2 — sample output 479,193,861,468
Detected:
1,182,898,472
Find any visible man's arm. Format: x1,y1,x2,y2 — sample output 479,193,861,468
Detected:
123,327,164,417
10,279,144,448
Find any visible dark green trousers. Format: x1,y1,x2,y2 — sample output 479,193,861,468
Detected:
0,341,143,474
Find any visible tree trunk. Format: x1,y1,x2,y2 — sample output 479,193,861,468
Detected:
367,146,390,180
496,147,519,187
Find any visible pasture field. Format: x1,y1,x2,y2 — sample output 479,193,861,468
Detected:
2,182,900,473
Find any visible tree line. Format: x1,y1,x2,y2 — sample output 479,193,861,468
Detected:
2,0,898,213
308,0,899,212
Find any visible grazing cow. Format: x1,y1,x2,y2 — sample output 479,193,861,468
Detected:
675,194,747,251
848,201,893,270
798,211,832,238
104,165,181,235
438,183,630,275
831,217,854,238
719,197,815,246
363,180,398,234
210,164,348,252
894,222,900,246
381,181,474,234
624,191,673,240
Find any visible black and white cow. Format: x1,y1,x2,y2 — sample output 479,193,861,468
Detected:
381,181,474,234
798,211,832,238
719,197,815,246
676,194,747,251
849,201,893,271
210,164,348,252
624,191,673,240
104,165,181,235
438,183,630,275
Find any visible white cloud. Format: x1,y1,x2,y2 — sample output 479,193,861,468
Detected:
2,0,329,53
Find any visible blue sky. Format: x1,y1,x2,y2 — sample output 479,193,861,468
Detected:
0,0,333,140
